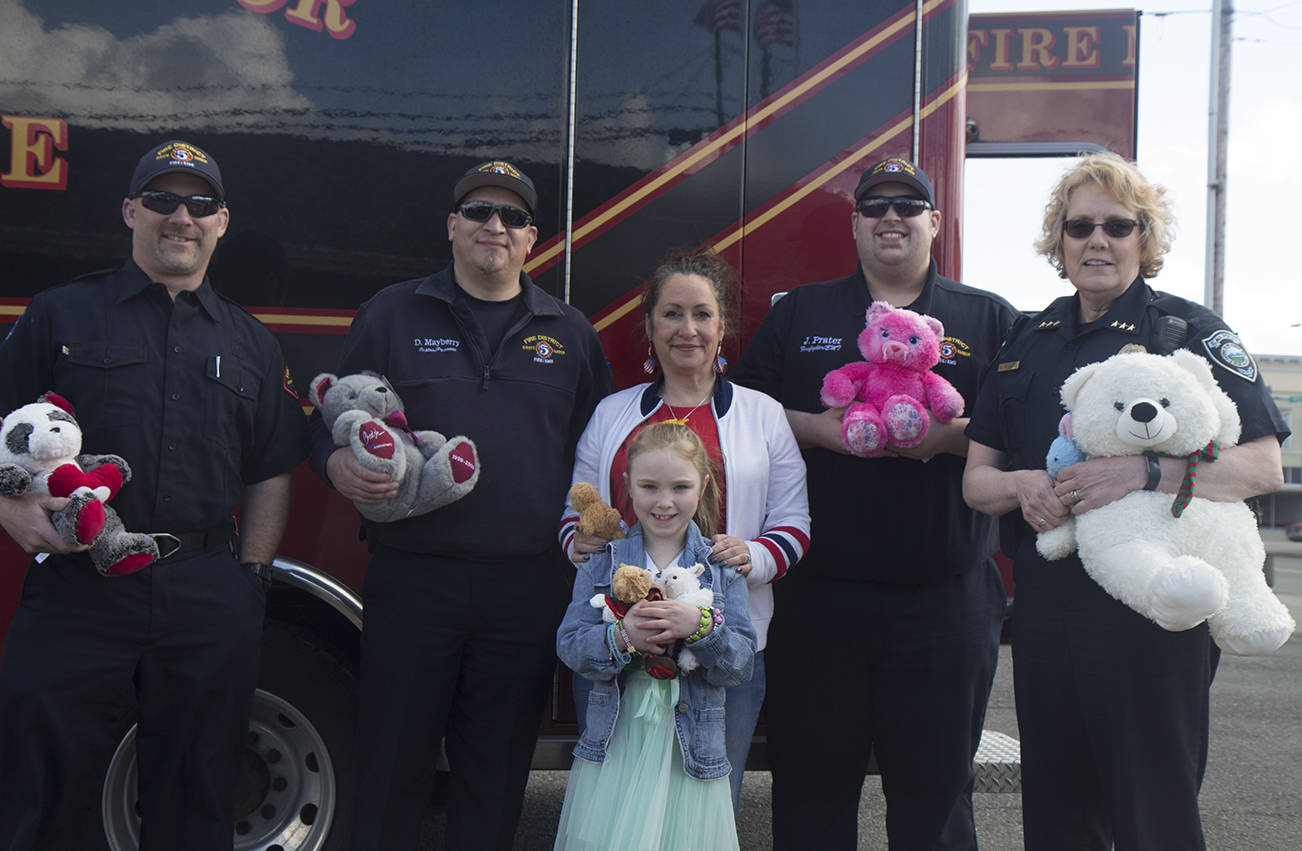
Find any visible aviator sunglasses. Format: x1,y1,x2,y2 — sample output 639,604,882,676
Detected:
856,196,932,218
135,190,224,218
1063,218,1140,239
457,200,533,229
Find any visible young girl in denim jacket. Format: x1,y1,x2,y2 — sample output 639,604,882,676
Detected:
554,423,756,851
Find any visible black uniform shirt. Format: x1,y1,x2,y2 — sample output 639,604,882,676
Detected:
732,262,1018,583
966,278,1289,563
307,263,612,560
0,260,311,533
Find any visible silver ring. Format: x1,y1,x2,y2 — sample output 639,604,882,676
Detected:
1037,517,1046,527
1070,490,1079,502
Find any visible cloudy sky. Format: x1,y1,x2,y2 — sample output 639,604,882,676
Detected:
964,0,1302,356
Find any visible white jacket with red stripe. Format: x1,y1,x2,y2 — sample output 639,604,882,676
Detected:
558,379,810,650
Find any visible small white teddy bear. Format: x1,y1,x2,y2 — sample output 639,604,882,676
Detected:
660,563,716,673
1039,350,1293,656
309,372,480,523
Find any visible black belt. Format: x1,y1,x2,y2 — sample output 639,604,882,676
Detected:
149,517,237,560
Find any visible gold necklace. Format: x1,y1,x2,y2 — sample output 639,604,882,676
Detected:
662,392,711,426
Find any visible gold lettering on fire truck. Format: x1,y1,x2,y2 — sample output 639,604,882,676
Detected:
969,15,1137,76
237,0,357,40
1062,27,1101,69
1,116,68,191
1016,28,1058,71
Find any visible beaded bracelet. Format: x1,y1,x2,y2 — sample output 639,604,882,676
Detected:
616,620,637,657
607,621,632,666
684,606,724,644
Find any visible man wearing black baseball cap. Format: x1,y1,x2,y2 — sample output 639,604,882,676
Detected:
309,159,610,850
732,155,1017,849
0,139,308,849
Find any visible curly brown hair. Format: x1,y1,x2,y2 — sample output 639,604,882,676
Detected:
1034,152,1176,280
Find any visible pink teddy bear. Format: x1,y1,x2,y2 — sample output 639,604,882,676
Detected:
819,301,964,457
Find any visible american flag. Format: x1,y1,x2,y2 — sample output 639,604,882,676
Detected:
694,0,743,34
755,0,796,47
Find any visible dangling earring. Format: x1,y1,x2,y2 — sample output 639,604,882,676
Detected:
713,346,727,375
642,345,659,375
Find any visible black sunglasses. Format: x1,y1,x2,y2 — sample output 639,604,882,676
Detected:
1063,218,1140,239
136,190,223,218
457,200,533,229
856,196,932,218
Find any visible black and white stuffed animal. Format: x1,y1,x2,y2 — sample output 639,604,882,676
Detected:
0,393,157,576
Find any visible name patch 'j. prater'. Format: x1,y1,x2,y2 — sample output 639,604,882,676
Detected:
1201,329,1257,382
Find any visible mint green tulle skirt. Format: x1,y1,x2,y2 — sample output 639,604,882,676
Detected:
554,670,739,851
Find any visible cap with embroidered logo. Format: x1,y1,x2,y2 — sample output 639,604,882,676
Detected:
453,160,537,215
854,156,934,206
128,140,224,201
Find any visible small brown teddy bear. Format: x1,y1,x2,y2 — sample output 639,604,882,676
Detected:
590,563,678,679
569,482,625,541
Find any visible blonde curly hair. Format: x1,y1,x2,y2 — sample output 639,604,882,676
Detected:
1034,152,1176,280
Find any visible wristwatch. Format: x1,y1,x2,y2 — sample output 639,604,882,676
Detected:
1142,451,1162,491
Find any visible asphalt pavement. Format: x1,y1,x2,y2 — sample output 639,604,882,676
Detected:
421,552,1302,850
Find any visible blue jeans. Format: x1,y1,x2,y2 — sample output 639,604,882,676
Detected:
571,649,766,813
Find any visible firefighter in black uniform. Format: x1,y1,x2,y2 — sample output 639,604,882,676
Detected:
732,156,1017,850
0,140,309,850
308,161,611,851
964,152,1287,850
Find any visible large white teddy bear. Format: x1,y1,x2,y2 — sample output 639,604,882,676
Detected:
1037,350,1294,655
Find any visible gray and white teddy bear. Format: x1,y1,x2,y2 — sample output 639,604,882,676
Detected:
0,393,158,576
309,372,480,522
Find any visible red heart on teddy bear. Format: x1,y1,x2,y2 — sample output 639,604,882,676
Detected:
46,463,122,502
358,421,396,459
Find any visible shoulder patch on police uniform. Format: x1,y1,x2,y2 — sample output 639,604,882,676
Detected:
1201,329,1257,382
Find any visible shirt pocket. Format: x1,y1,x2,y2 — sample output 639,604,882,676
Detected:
57,341,149,426
996,370,1037,463
204,354,261,447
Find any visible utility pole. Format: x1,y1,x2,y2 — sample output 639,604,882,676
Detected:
1204,0,1233,314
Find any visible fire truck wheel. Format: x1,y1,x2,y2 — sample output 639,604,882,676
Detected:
100,619,358,851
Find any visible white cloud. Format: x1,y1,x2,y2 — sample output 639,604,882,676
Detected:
0,0,312,131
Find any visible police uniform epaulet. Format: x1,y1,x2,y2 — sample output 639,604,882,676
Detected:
1147,290,1212,323
212,287,255,314
57,267,119,286
1028,297,1072,331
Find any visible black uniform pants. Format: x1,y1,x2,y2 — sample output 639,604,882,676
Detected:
1013,557,1217,851
0,549,265,851
351,547,570,851
766,564,1005,850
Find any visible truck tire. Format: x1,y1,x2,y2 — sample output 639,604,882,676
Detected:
100,619,358,850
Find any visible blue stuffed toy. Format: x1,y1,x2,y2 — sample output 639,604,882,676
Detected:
1045,413,1087,478
1037,413,1087,561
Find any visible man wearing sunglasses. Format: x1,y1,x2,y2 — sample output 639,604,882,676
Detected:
732,156,1017,850
308,160,610,850
0,140,309,849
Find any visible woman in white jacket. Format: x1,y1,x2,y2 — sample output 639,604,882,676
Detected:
558,247,810,811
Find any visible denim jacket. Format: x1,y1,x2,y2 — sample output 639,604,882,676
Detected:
556,522,756,780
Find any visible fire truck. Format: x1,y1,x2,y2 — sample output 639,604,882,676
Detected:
0,1,1137,847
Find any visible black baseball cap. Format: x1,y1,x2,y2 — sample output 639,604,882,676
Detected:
453,160,537,214
854,156,934,206
127,140,224,201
